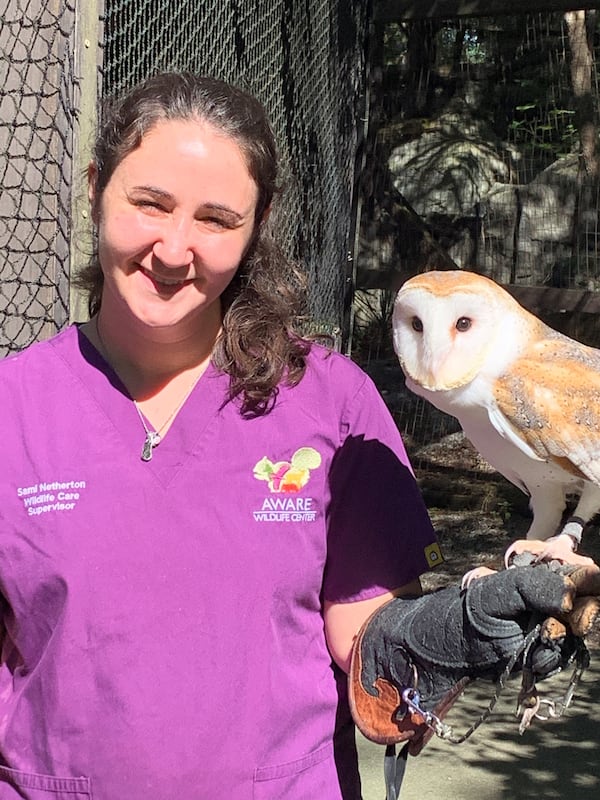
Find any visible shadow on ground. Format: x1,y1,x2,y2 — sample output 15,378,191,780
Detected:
358,652,600,799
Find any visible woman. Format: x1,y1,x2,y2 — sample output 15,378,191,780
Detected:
0,72,439,798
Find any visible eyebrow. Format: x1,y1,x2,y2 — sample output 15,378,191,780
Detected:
131,185,246,221
131,185,172,199
203,202,246,222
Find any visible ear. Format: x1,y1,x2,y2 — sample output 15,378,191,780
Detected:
87,161,99,222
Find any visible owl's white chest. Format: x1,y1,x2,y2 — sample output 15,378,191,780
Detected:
409,377,581,496
460,406,580,494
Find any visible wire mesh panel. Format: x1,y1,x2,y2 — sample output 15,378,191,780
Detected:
0,2,367,353
102,0,370,343
356,9,600,296
0,0,76,355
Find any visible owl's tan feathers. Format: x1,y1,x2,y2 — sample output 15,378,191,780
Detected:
495,342,600,485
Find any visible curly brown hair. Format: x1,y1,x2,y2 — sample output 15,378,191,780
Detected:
75,72,312,416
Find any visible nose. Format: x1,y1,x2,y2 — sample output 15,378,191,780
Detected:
152,216,195,268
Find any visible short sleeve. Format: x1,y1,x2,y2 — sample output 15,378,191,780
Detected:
323,372,440,603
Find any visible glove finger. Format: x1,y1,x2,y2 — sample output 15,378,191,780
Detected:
562,564,600,597
528,617,567,676
540,616,567,642
514,567,575,616
529,641,564,676
468,566,574,636
563,596,600,637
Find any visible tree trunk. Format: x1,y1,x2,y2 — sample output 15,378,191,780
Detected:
565,9,598,180
565,10,598,280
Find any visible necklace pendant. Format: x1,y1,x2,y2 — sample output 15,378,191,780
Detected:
141,431,161,462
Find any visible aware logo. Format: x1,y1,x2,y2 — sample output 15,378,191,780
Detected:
253,447,322,493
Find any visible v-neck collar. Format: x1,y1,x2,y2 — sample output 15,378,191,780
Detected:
55,326,229,486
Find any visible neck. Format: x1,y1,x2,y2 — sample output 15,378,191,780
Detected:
88,309,219,400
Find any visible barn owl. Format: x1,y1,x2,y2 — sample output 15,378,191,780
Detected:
392,270,600,565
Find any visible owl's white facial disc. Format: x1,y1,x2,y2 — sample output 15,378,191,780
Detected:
392,284,504,391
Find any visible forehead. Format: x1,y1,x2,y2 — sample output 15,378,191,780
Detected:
115,118,255,191
398,272,505,313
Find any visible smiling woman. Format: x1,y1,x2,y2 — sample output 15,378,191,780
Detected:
0,72,443,800
76,72,303,418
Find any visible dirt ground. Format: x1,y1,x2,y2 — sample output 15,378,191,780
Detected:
356,357,600,799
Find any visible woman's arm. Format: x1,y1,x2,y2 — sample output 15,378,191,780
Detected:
323,578,422,673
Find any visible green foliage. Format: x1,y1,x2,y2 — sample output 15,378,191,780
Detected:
438,27,489,64
510,102,577,159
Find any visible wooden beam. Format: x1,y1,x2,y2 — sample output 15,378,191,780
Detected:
374,0,600,21
357,270,600,317
69,0,103,323
506,285,600,316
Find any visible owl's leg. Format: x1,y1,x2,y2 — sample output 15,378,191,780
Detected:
525,483,567,540
463,486,567,586
561,482,600,548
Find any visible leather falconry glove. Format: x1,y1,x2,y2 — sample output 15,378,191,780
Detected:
349,562,600,754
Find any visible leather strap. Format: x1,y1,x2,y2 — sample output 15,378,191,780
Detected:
384,742,409,800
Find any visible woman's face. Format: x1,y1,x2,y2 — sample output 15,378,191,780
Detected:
91,118,259,336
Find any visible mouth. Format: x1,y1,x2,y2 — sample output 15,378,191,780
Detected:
140,267,193,289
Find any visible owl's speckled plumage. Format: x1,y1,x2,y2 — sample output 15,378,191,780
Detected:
392,270,600,545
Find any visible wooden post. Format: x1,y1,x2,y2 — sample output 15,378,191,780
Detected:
69,0,104,323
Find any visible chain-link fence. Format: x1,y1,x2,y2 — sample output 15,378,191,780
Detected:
0,0,368,355
0,0,77,354
358,9,600,316
102,0,369,346
355,9,600,305
353,8,600,364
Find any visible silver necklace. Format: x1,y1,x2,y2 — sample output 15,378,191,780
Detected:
133,386,199,462
94,316,204,462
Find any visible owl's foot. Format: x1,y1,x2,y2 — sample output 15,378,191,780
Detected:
504,535,595,568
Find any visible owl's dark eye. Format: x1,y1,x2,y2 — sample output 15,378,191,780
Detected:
411,317,423,332
456,317,472,332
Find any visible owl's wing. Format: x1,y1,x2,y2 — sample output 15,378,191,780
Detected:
486,404,545,463
492,335,600,485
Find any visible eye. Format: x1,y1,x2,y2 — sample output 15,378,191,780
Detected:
201,216,230,230
411,316,423,333
133,199,166,213
456,317,472,332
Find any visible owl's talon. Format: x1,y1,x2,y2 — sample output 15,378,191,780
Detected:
504,537,594,568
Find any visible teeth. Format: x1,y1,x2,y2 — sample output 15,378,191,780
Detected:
143,269,185,286
157,278,184,286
